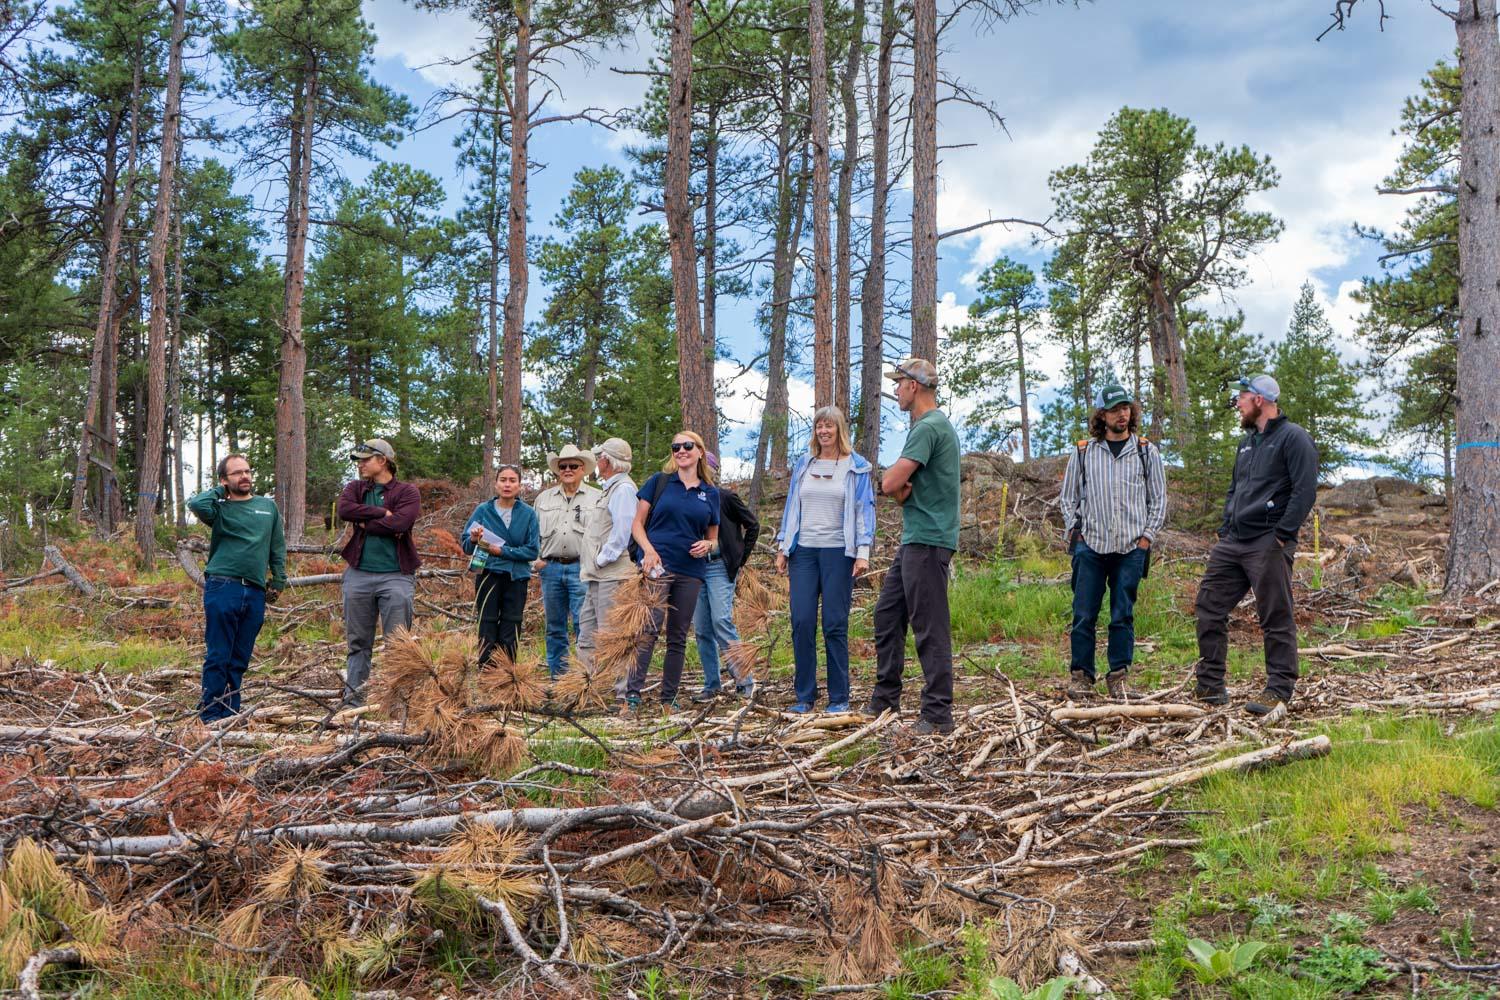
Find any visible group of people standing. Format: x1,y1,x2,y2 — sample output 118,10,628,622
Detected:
187,357,1317,733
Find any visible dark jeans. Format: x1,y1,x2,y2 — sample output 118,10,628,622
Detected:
870,543,954,725
789,546,854,707
476,569,529,665
627,573,703,705
1069,542,1148,681
1194,533,1299,699
540,560,586,677
200,576,267,722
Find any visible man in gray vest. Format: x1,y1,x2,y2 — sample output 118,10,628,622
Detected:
577,438,639,670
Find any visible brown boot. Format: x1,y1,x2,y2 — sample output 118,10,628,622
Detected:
1068,670,1095,699
1106,671,1129,701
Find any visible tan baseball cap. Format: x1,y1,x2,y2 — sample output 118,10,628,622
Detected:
350,438,396,462
884,357,939,388
592,438,633,464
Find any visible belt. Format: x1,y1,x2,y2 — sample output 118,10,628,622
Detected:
706,552,722,562
545,556,579,565
206,573,265,591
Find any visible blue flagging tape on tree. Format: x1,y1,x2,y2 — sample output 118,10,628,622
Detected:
1456,442,1500,450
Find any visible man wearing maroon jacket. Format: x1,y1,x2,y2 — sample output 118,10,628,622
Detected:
337,439,422,706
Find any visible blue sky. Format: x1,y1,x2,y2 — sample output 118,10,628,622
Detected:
244,0,1456,469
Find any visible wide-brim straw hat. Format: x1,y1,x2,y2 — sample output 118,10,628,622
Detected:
547,443,596,477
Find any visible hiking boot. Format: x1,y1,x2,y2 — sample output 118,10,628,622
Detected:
1245,690,1288,717
1192,680,1229,706
863,701,890,717
787,702,813,714
909,718,955,736
825,702,850,714
1068,669,1096,699
1105,671,1129,701
618,697,641,718
690,688,721,704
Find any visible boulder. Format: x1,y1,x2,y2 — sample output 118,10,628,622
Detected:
1318,479,1379,513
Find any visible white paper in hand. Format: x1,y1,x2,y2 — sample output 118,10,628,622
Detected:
479,526,506,550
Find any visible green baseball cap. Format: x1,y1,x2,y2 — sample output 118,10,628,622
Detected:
1095,383,1133,409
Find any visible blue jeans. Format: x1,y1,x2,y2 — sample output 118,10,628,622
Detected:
200,576,267,721
541,560,586,677
694,557,741,691
789,546,854,707
1069,542,1148,681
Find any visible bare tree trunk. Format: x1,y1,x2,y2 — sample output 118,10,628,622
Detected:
703,109,718,381
170,179,186,528
909,0,937,361
1145,272,1189,445
275,61,317,543
857,0,895,464
135,0,187,567
1014,310,1031,463
809,0,833,407
501,1,530,466
72,70,142,523
834,0,864,415
749,92,806,507
666,0,717,451
1445,0,1500,597
480,40,503,481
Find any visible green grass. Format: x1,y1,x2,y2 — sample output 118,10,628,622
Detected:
0,611,195,673
1184,715,1499,906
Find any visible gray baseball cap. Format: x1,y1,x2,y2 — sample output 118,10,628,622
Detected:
1237,373,1280,402
350,438,396,462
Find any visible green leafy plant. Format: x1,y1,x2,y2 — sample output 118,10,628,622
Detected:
1248,895,1296,933
962,975,1077,1000
1185,938,1269,983
1298,939,1394,992
1326,910,1368,944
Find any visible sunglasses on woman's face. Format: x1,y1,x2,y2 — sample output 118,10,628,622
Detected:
670,442,696,453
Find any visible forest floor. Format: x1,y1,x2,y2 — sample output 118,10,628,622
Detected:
0,474,1495,1000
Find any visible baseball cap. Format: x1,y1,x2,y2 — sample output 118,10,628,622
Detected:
1094,383,1133,409
883,357,939,388
350,438,396,462
1237,373,1280,403
591,437,633,465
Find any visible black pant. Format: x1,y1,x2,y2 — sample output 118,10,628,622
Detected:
627,573,703,704
870,543,954,725
476,569,529,665
1194,533,1299,699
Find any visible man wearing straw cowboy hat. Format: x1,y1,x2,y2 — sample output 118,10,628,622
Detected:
532,444,600,677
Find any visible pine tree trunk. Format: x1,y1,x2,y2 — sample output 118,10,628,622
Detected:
1445,0,1500,597
666,0,717,452
1014,310,1031,463
72,68,142,523
1146,271,1190,445
834,0,864,415
483,35,503,482
170,178,186,528
703,109,718,393
809,0,834,407
502,4,530,467
135,0,187,567
857,0,895,465
909,0,938,361
275,61,316,543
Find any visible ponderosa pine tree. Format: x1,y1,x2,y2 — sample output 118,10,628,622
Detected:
220,0,411,541
1271,283,1373,481
1050,107,1281,450
943,256,1045,457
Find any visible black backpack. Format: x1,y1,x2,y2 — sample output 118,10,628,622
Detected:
627,473,672,564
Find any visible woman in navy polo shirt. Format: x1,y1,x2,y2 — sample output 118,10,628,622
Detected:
624,430,720,712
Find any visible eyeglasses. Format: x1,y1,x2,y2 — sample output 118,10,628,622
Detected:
558,462,583,471
670,442,696,453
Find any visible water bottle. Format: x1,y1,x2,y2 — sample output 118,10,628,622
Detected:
469,541,490,571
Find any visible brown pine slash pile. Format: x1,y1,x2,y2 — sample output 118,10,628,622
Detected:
1,586,1497,998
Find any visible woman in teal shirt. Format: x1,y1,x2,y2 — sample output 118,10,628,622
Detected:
462,465,540,664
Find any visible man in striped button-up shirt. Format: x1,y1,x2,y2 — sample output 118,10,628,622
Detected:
1057,383,1167,700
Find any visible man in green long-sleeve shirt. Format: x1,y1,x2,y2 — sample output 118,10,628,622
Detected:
187,454,286,722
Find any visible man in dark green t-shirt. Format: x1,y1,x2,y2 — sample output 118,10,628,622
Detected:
187,454,287,722
866,358,961,735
